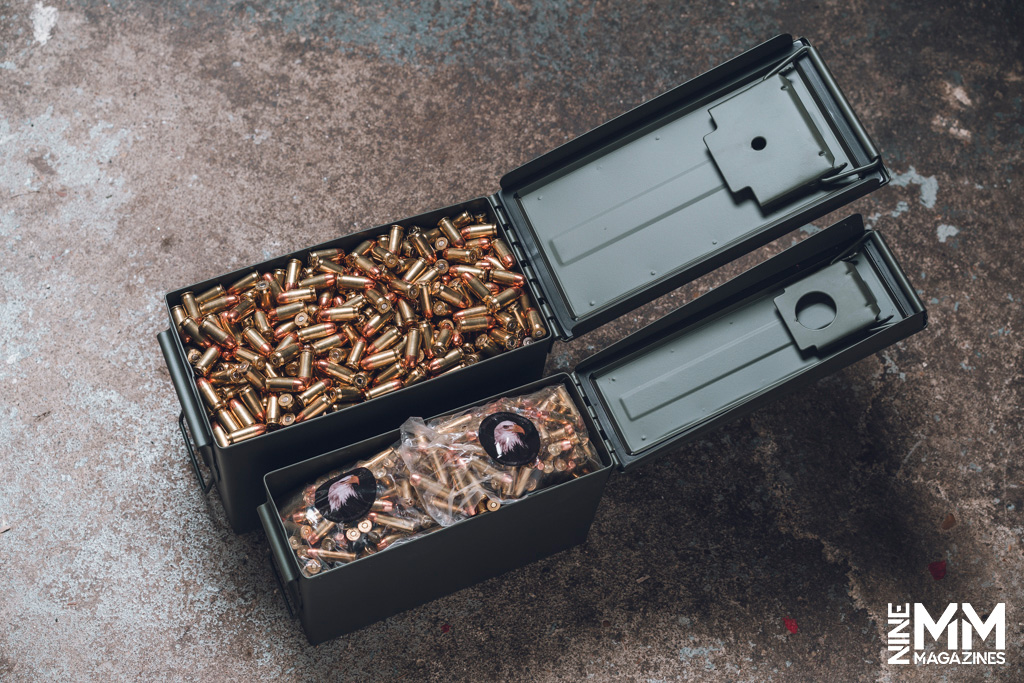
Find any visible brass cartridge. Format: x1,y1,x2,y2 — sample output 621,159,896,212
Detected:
308,548,357,563
460,223,496,239
211,421,231,448
284,258,302,291
363,379,403,400
195,284,225,304
196,377,226,411
227,424,266,444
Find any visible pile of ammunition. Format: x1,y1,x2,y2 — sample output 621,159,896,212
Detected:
280,384,600,577
170,210,547,446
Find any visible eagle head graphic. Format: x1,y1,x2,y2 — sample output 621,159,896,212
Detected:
327,474,361,512
493,420,527,458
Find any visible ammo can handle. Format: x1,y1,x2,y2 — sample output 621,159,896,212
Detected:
178,412,214,494
258,502,299,618
158,329,214,492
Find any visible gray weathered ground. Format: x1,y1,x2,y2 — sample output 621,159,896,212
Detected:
1,0,1021,680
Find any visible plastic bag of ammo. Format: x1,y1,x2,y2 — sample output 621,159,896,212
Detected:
279,450,438,577
398,384,601,525
280,384,599,577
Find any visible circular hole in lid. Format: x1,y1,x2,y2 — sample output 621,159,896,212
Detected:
794,291,837,330
751,136,767,151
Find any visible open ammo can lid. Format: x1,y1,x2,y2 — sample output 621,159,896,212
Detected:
573,214,927,469
497,34,888,339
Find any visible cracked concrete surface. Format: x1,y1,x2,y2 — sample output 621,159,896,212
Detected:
1,0,1022,680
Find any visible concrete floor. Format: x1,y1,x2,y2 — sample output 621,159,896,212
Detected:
1,0,1022,680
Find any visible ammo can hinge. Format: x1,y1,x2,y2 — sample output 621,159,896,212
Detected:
488,195,561,339
568,373,620,465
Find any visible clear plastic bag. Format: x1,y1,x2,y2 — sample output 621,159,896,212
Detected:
278,448,437,577
398,384,601,526
279,383,601,577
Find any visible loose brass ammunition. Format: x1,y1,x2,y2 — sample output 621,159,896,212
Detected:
318,306,359,322
296,393,332,422
461,273,492,301
387,278,420,301
177,209,533,445
315,360,359,386
196,377,226,411
408,233,435,263
181,291,202,320
387,224,404,255
299,273,336,290
200,318,237,349
437,216,465,248
239,386,266,421
242,327,273,356
451,210,473,229
229,398,256,428
404,328,421,369
212,421,231,448
171,305,190,332
296,322,336,342
395,299,417,329
436,285,467,309
363,379,402,400
180,317,211,348
253,280,274,308
361,311,394,338
345,528,362,542
265,394,281,428
228,424,266,443
453,304,489,320
268,301,305,323
199,294,239,316
374,362,405,384
364,288,392,313
460,223,496,239
296,348,314,384
195,284,225,304
485,286,520,312
284,259,303,291
491,239,515,269
345,338,367,369
194,345,221,376
266,377,307,393
311,334,345,353
366,327,401,354
361,348,401,371
216,408,242,433
277,286,317,305
456,315,494,333
297,378,331,406
427,347,464,374
334,274,375,291
490,269,526,287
